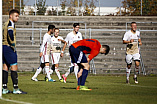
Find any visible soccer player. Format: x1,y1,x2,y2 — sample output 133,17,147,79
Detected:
31,25,56,82
69,39,110,90
50,28,67,82
2,9,27,94
123,22,142,84
62,23,83,83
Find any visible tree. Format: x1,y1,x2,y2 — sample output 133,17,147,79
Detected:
117,0,157,16
36,0,47,15
2,0,24,15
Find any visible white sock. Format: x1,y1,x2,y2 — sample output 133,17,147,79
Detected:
134,66,139,78
74,65,78,80
45,66,51,80
32,67,42,79
55,67,62,80
126,68,131,80
64,68,70,77
49,69,53,74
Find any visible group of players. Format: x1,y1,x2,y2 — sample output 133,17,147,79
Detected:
2,9,142,94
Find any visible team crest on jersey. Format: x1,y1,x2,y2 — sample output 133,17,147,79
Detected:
78,36,80,38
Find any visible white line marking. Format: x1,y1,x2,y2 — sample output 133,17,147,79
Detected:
0,97,33,104
128,84,157,89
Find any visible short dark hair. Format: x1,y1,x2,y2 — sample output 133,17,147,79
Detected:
131,22,136,26
102,45,110,55
73,23,79,28
48,25,55,31
55,28,59,31
9,9,19,16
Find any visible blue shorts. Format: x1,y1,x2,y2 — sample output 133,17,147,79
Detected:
3,45,17,66
69,45,87,63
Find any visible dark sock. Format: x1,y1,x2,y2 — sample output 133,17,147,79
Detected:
2,70,8,89
78,75,82,86
70,66,74,73
80,69,88,86
11,70,18,89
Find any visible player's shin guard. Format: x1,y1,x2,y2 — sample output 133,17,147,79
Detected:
74,65,78,80
32,67,42,78
45,66,51,80
126,68,131,80
134,66,139,78
11,70,18,89
55,67,61,80
80,69,88,86
3,70,8,89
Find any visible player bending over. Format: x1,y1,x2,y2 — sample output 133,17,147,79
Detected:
62,23,83,83
2,9,27,94
31,25,56,82
123,22,142,84
50,28,67,82
69,39,110,90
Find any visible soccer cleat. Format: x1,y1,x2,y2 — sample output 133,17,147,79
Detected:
133,77,138,84
62,74,67,83
126,79,130,84
44,76,48,81
59,79,64,83
46,79,56,82
2,88,12,94
13,89,27,94
76,86,80,90
79,86,92,91
31,77,38,81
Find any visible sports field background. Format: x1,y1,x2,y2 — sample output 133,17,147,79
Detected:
0,73,157,104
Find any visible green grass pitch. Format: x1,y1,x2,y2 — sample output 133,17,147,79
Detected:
0,73,157,104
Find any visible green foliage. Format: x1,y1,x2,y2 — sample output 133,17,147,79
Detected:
36,0,47,15
118,0,157,16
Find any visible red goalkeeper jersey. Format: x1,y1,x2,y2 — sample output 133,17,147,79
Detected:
72,39,101,60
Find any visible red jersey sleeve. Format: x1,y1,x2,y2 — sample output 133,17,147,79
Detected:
88,50,99,60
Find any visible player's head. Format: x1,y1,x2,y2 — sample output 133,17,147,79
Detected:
131,22,137,32
73,23,80,34
9,9,19,22
54,28,60,37
48,25,55,34
100,45,110,55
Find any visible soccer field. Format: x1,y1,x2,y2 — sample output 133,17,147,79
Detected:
0,73,157,104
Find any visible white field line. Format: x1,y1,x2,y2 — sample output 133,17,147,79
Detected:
0,97,33,104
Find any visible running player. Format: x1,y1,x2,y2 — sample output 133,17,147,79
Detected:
2,9,27,94
50,28,67,82
31,25,56,82
69,39,110,90
62,23,83,83
123,22,142,84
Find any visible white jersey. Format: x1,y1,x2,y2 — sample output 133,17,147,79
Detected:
65,31,82,47
40,33,51,55
51,36,63,53
123,30,140,55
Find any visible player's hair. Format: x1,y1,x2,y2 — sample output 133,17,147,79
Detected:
102,45,110,55
48,25,55,31
9,9,19,17
131,22,136,26
73,23,79,28
55,28,59,31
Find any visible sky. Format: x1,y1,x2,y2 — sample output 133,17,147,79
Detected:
24,0,122,7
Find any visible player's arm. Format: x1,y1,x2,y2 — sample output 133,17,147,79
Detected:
88,50,99,61
8,26,15,46
40,35,47,56
60,40,67,57
123,39,134,44
138,39,142,45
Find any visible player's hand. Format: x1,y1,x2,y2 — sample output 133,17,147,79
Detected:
130,39,134,43
60,53,64,57
39,52,43,57
58,39,62,41
87,58,90,63
77,69,83,78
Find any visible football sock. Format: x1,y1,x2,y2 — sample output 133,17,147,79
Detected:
126,68,131,80
32,67,42,78
134,66,139,78
2,70,8,89
74,65,78,80
78,75,82,86
64,68,70,77
70,66,74,73
80,69,88,86
55,67,61,80
45,66,51,80
11,70,18,89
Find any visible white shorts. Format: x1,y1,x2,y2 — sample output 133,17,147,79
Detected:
40,55,49,63
51,53,61,64
126,53,140,64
